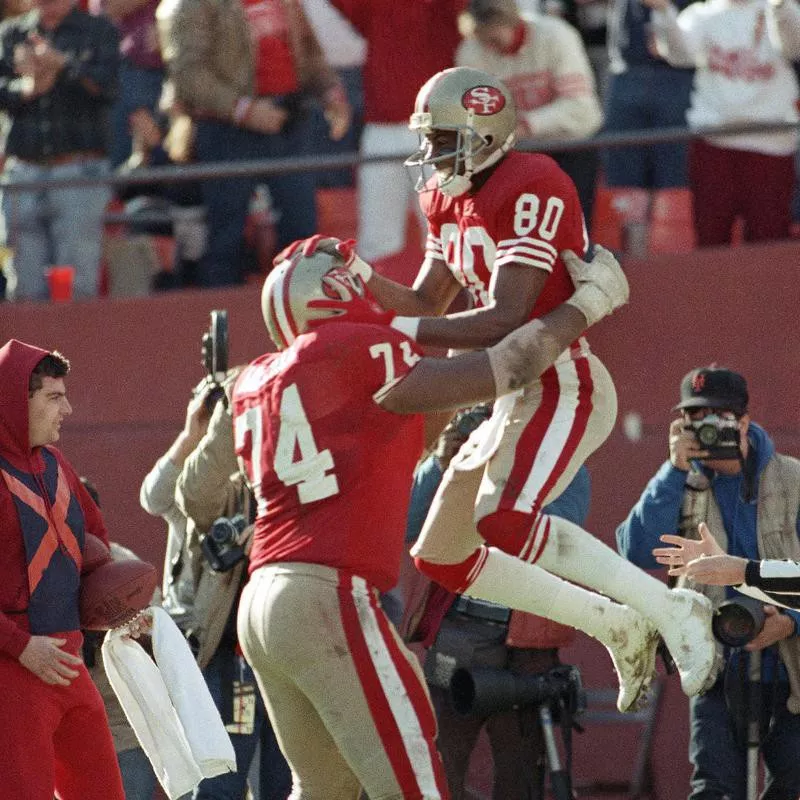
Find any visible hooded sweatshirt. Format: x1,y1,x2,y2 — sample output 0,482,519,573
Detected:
0,339,110,659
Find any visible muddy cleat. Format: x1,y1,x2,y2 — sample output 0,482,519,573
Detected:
657,588,715,698
606,606,660,713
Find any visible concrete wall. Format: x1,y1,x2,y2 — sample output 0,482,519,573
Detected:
2,238,798,796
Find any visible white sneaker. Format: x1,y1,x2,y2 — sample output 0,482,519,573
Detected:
657,588,715,698
606,605,660,713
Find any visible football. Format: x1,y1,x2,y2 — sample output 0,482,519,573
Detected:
81,533,113,575
80,558,158,631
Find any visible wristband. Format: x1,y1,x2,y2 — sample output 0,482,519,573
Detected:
390,316,420,340
233,96,254,126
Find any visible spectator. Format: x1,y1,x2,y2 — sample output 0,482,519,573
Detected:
233,238,629,799
643,0,800,246
0,340,125,800
88,0,164,168
156,0,350,287
0,0,119,301
616,365,800,800
330,0,464,266
301,0,366,188
175,371,292,800
601,0,695,256
115,101,206,290
457,0,603,226
297,66,714,712
404,405,591,800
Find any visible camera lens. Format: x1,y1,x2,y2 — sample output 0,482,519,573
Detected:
209,518,236,545
712,598,765,648
696,423,719,447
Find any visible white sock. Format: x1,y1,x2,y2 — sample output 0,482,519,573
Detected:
465,546,628,648
535,514,674,628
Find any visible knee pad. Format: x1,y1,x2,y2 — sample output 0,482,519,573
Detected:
414,549,485,595
477,509,549,564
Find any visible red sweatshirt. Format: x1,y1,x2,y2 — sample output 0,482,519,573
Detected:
331,0,465,123
0,339,110,659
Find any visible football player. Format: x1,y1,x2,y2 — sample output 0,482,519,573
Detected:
233,242,629,800
281,66,716,711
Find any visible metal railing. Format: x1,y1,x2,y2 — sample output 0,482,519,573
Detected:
0,119,798,195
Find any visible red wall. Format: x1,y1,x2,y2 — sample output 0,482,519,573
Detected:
2,238,799,796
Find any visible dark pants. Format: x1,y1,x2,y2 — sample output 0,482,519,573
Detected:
689,138,794,247
195,648,291,800
689,675,800,800
425,611,560,800
194,114,318,287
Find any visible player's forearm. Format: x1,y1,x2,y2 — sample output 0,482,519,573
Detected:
367,270,454,318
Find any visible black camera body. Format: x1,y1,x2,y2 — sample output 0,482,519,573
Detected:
450,663,585,718
712,596,766,648
201,309,229,413
201,513,247,572
686,413,740,460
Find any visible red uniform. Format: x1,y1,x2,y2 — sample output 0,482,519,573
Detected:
412,150,617,582
233,322,449,799
0,339,124,800
234,322,425,592
421,149,588,316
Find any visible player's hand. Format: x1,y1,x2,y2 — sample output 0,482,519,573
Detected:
307,290,395,329
562,245,629,326
122,609,154,640
668,417,708,470
273,236,373,281
19,635,83,685
653,522,726,575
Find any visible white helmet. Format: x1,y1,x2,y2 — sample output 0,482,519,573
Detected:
261,248,365,350
405,67,517,197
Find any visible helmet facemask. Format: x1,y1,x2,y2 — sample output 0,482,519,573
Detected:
405,112,496,197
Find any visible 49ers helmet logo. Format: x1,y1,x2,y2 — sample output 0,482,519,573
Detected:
461,85,506,115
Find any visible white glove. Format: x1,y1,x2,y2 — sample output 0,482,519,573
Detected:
563,244,629,327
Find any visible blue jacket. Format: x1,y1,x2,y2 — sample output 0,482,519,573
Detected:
616,422,800,672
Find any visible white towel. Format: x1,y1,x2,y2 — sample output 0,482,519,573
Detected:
102,606,237,799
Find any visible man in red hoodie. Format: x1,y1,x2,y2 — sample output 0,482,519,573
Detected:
0,339,124,800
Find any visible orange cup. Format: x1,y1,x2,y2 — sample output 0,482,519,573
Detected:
45,265,76,302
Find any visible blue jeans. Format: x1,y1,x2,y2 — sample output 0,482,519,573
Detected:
602,65,694,189
194,649,291,800
109,60,166,168
193,114,318,287
118,746,158,800
689,677,800,800
0,157,112,300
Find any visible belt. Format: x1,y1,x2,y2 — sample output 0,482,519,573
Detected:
449,595,511,624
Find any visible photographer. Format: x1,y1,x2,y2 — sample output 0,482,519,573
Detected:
403,405,591,800
616,365,800,800
175,367,291,800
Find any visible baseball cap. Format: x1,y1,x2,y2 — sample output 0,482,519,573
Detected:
674,366,749,416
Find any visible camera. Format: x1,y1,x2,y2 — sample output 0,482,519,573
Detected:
712,596,766,648
450,663,585,717
686,413,740,460
200,309,229,413
201,513,247,572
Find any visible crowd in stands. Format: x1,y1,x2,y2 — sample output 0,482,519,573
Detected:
1,0,800,302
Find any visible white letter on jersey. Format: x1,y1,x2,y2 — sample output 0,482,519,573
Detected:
235,407,266,514
513,193,565,241
275,384,339,504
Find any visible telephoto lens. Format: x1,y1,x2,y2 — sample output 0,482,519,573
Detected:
712,597,766,648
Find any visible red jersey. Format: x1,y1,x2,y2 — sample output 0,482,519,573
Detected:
420,150,588,318
233,322,425,592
